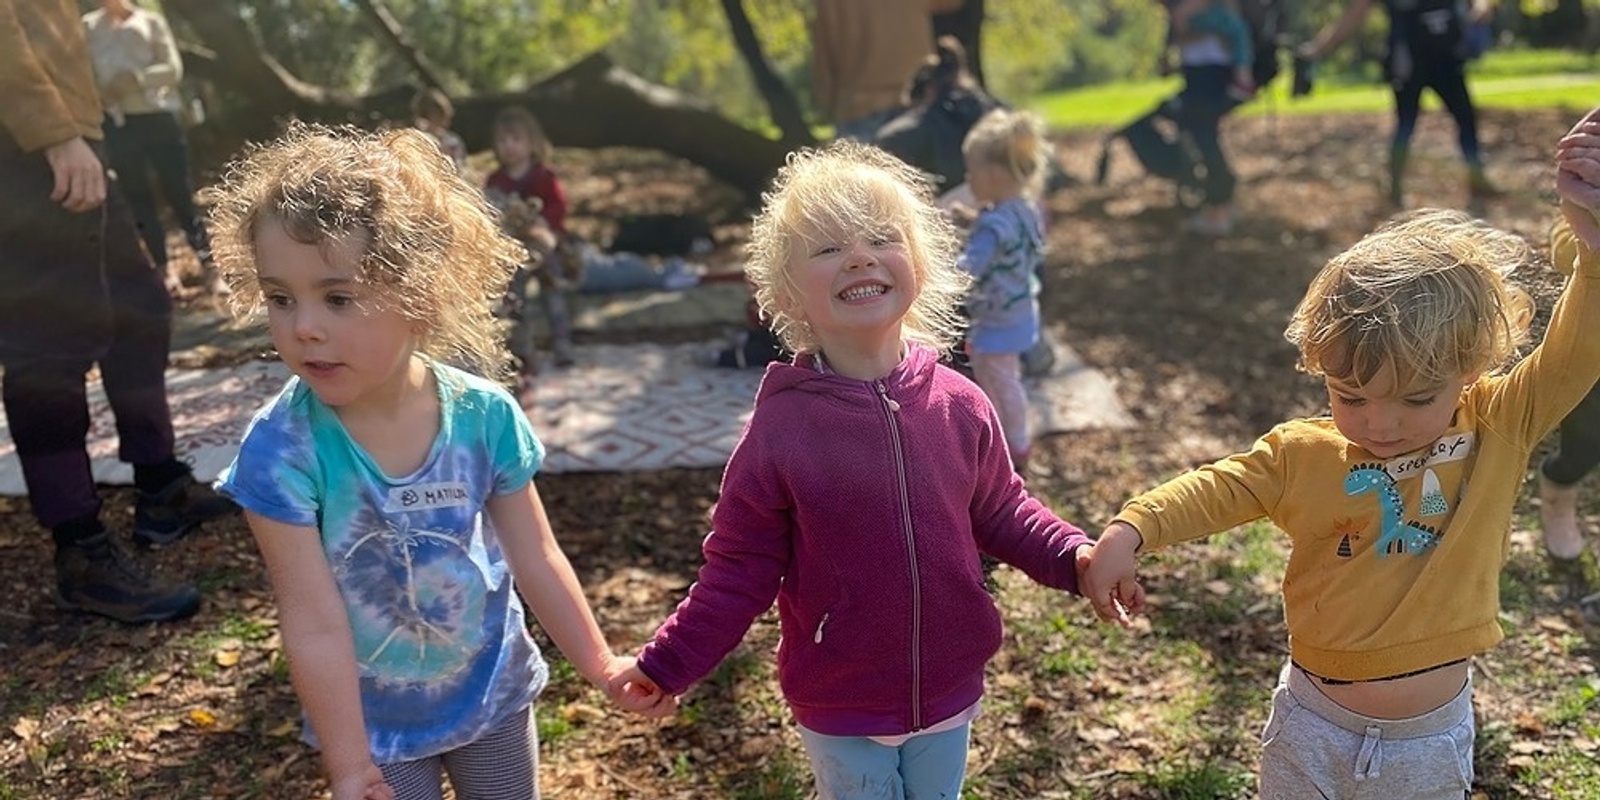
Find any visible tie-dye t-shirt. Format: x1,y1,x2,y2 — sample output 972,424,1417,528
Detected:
217,361,548,763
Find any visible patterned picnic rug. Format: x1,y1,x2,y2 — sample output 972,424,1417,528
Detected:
0,333,1132,492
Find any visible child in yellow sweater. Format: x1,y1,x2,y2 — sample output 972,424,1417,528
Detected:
1082,106,1600,798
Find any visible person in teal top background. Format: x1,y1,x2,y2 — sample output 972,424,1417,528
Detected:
205,123,673,800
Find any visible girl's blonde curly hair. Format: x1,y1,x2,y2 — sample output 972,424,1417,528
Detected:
203,122,526,379
1285,208,1535,389
745,140,970,355
962,108,1048,198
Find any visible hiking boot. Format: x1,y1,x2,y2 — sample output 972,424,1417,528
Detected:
133,472,240,548
55,534,201,623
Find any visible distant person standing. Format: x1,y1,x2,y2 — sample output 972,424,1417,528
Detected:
411,87,468,175
1160,0,1245,237
811,0,963,141
1301,0,1501,207
1,0,238,624
872,35,1000,195
83,0,225,296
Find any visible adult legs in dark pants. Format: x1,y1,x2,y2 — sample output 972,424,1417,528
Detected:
0,140,236,624
1177,64,1238,237
103,111,224,294
1388,57,1497,207
1539,384,1600,561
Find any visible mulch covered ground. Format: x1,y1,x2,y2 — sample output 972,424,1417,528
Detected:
1,106,1596,799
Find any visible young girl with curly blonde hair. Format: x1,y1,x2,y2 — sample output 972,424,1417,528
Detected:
1083,107,1600,798
205,123,672,800
615,140,1095,798
957,108,1049,467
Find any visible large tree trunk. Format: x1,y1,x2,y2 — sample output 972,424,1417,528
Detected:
161,0,791,201
446,55,792,200
719,0,815,149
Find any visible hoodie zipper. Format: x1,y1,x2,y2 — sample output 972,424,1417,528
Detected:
875,379,919,731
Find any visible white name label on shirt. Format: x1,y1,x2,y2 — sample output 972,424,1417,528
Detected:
1385,432,1474,482
386,482,472,512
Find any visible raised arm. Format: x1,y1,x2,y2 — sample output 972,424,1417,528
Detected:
1302,0,1377,61
1556,105,1600,250
248,512,392,800
1495,106,1600,436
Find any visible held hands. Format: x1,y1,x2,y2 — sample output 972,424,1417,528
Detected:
1556,106,1600,249
599,655,678,719
1078,521,1147,627
43,137,107,213
330,763,393,800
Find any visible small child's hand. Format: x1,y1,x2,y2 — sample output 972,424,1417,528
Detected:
1079,521,1147,626
1555,107,1600,248
330,764,392,800
603,657,679,719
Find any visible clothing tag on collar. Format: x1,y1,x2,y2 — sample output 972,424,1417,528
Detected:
1384,432,1474,482
385,482,471,512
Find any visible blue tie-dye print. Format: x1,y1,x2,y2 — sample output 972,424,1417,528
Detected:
217,361,548,763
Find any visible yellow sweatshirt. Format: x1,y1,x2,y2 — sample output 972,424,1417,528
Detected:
1116,230,1600,682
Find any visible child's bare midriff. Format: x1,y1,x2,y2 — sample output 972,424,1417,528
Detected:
1311,660,1470,720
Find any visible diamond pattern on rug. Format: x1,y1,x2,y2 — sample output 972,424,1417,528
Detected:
519,343,764,473
0,360,291,496
0,334,1133,492
521,331,1133,473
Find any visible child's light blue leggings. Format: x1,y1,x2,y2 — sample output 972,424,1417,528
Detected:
798,722,970,800
1259,661,1474,799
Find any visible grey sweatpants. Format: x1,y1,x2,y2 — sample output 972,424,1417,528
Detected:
1258,662,1474,799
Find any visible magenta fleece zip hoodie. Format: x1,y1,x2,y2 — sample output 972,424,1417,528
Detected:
637,342,1090,737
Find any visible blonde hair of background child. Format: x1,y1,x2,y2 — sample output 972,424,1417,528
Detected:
205,122,527,379
961,108,1048,198
1285,208,1534,389
744,140,971,355
492,105,554,167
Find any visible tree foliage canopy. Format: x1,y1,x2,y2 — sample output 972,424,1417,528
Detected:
154,0,1591,132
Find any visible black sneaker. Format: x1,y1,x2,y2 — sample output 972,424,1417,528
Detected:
55,535,201,623
133,473,240,548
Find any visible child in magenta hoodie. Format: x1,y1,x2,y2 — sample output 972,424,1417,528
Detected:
613,140,1095,797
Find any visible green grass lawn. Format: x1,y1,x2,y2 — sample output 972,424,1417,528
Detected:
1030,47,1600,130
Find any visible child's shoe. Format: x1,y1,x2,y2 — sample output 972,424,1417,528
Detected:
1539,475,1586,561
